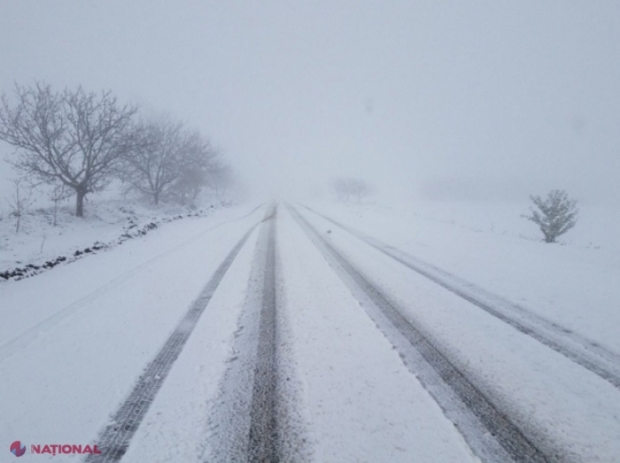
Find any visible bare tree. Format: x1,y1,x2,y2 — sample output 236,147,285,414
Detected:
523,189,578,243
120,119,220,207
332,178,351,201
206,162,234,200
168,130,218,206
6,179,34,234
119,118,186,205
0,82,139,217
350,179,373,202
331,177,374,202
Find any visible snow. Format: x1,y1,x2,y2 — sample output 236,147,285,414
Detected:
296,199,620,461
0,199,227,279
1,197,619,462
275,207,477,462
0,203,264,462
122,220,261,463
304,199,620,353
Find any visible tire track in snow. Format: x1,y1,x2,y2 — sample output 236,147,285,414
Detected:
248,205,279,462
301,205,620,391
83,221,260,463
202,204,283,463
289,205,549,463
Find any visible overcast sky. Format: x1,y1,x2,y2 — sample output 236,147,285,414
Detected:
1,0,619,204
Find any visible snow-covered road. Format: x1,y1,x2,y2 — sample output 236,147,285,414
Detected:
1,202,619,462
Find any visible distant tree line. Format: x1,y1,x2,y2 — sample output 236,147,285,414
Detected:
0,82,233,217
331,177,374,202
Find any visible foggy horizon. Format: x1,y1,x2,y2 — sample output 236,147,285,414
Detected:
1,1,620,206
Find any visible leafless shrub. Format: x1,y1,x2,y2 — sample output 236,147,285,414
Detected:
6,179,35,234
48,183,71,226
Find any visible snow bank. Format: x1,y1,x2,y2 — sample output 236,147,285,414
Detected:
0,199,232,281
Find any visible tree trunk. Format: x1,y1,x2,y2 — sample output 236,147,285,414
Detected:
53,200,58,226
76,187,86,217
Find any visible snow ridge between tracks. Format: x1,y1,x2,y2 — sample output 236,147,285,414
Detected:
203,204,309,463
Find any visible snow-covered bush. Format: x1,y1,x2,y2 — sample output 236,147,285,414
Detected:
523,190,578,243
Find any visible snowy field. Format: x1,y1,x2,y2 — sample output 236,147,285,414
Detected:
1,199,619,462
305,198,620,353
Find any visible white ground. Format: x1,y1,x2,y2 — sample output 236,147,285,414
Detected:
0,199,232,273
1,203,263,462
1,199,618,462
304,199,620,354
297,201,620,462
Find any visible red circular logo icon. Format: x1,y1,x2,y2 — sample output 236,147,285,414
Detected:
10,441,26,457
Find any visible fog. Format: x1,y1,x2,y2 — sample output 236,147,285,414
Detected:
1,0,620,206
